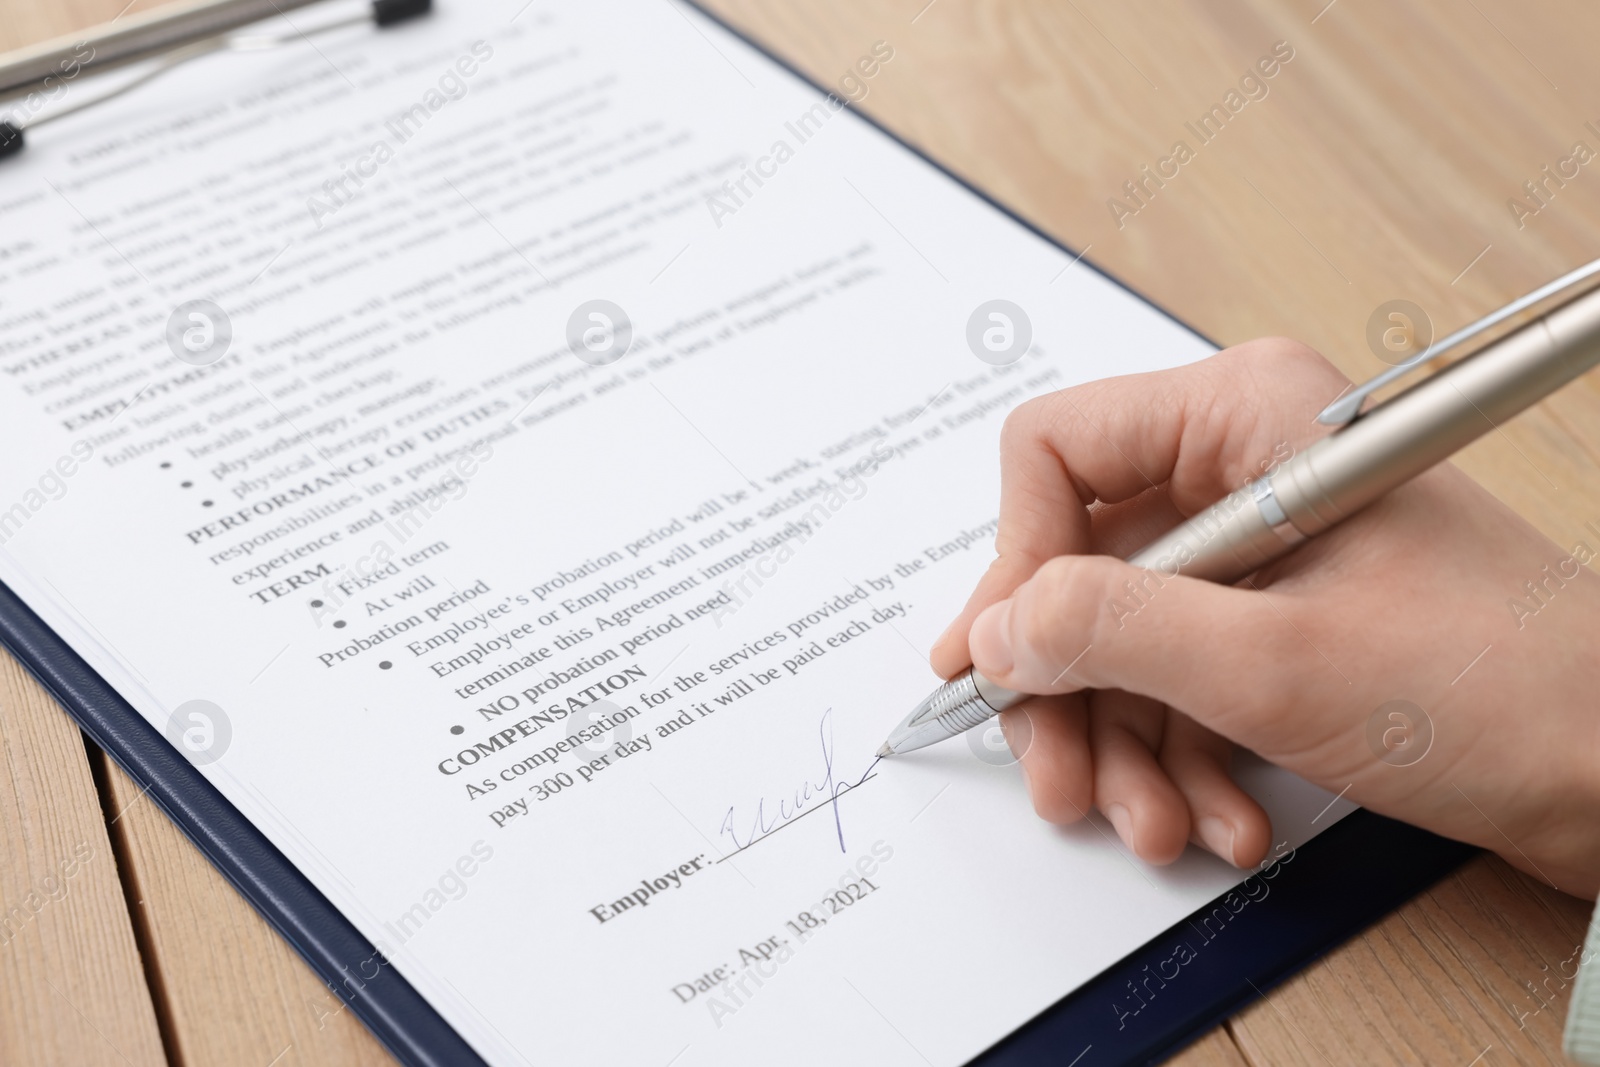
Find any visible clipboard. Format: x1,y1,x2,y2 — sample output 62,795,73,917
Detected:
0,2,1477,1063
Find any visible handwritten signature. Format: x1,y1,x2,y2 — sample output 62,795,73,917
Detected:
717,709,879,856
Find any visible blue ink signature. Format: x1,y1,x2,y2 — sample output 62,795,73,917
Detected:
717,708,880,856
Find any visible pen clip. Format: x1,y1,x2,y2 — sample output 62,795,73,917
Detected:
1318,254,1600,426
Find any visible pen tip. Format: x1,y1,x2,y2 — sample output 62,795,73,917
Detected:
875,741,894,759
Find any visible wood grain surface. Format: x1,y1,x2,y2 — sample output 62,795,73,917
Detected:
0,655,166,1067
102,761,397,1067
1,0,1596,1064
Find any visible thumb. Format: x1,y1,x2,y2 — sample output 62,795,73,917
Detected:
966,554,1320,748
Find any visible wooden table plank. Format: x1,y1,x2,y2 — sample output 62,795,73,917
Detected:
0,656,167,1067
100,759,398,1067
1174,1026,1254,1067
1229,854,1593,1066
2,1,1597,1066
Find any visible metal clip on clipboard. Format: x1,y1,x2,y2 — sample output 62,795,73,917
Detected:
0,0,432,158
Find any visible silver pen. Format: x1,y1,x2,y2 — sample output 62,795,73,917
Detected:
880,256,1600,757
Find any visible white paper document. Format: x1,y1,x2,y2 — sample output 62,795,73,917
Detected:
0,2,1351,1063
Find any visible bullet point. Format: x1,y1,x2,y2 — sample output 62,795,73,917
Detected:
202,500,213,507
450,725,464,735
333,620,346,628
159,461,171,469
310,599,323,608
181,481,192,488
379,661,392,670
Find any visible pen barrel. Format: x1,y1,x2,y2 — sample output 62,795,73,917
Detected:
1123,484,1289,584
1120,283,1600,590
1274,283,1600,537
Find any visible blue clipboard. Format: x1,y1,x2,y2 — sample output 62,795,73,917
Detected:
0,3,1477,1063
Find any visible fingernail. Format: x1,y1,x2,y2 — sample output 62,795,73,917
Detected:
968,600,1014,676
1197,816,1238,867
1105,803,1133,847
931,618,960,656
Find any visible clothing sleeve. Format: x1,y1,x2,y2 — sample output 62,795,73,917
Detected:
1567,901,1600,1063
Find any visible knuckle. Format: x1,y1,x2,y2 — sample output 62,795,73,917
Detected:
1224,336,1348,396
998,395,1047,450
1226,335,1320,368
1002,386,1092,452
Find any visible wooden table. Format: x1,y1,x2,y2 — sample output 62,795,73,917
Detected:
2,0,1597,1064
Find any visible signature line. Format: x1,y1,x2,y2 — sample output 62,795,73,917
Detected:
715,769,879,864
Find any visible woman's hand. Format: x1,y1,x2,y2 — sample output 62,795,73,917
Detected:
931,338,1600,896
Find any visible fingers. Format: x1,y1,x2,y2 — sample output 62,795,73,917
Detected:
1001,697,1092,824
932,551,1053,677
1009,338,1344,514
1087,690,1190,865
930,403,1087,676
1004,691,1271,868
969,553,1310,751
931,339,1345,678
1159,716,1271,868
